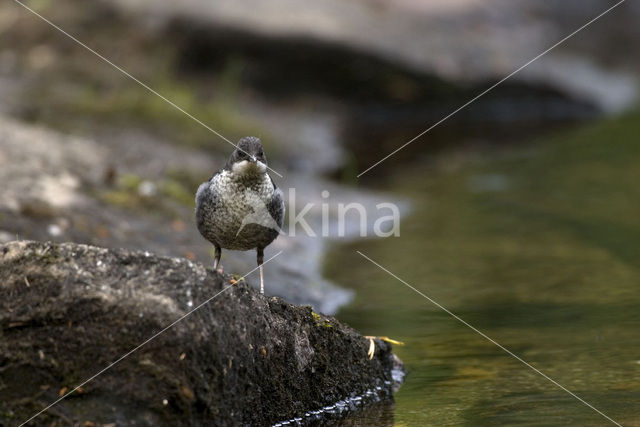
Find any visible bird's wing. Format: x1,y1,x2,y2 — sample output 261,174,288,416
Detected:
195,173,221,232
267,177,285,229
195,173,220,207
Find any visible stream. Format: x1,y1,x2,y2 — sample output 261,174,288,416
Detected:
325,111,640,426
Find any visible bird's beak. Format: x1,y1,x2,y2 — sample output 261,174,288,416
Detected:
250,156,257,163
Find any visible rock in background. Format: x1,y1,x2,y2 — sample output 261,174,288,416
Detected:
107,0,639,113
0,113,361,314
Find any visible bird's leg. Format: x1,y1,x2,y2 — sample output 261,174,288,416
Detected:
257,248,264,295
213,245,222,272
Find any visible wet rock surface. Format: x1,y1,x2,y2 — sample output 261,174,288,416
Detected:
0,241,402,426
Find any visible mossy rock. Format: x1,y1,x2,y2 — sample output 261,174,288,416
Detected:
0,241,402,426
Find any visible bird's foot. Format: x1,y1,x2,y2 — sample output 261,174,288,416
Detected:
364,336,405,360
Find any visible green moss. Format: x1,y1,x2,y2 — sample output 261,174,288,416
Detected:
0,409,15,419
167,168,208,194
100,189,144,209
321,320,333,328
41,75,268,152
37,243,62,265
311,311,334,328
119,174,144,191
98,170,197,216
26,0,51,12
159,180,194,207
9,15,270,155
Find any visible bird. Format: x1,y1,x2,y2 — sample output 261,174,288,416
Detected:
195,136,285,294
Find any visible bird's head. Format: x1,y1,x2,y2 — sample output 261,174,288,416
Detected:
228,136,268,176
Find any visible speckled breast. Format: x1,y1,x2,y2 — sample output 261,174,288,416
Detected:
196,171,279,251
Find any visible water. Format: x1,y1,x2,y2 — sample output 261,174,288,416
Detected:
325,112,640,426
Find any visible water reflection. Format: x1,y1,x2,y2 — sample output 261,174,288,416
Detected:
326,112,640,426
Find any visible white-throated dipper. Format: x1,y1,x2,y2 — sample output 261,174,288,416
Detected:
195,136,285,294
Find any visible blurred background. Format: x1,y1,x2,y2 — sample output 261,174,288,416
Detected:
1,0,639,425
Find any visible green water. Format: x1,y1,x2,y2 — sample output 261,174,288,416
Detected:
326,112,640,426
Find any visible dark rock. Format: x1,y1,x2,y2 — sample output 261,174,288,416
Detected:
0,241,402,426
107,0,638,113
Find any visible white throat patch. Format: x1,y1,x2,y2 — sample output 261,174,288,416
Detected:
232,160,267,175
